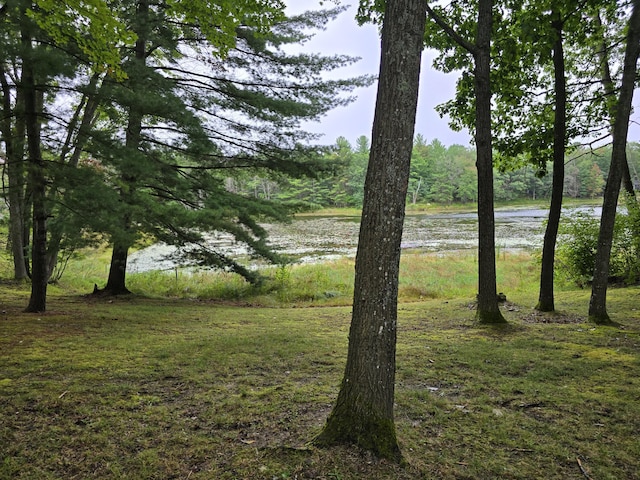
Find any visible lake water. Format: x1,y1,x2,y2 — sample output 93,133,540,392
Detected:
127,206,602,273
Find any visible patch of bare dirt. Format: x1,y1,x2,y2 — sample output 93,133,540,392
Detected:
519,308,585,324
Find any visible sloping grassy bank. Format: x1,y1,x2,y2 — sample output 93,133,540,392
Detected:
1,252,639,479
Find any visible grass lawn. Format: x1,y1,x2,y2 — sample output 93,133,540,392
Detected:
1,253,639,479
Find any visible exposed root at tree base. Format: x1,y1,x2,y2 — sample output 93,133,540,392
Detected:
91,283,132,296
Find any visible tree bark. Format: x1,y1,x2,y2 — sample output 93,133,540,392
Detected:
313,0,427,461
1,64,29,280
474,0,506,323
537,14,566,313
589,0,640,323
594,11,638,204
21,18,48,312
103,242,131,295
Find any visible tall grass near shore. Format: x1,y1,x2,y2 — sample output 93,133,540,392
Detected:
57,249,541,307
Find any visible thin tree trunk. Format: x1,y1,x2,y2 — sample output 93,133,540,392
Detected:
424,0,504,322
537,14,566,312
313,0,427,461
1,64,29,280
474,0,505,323
595,11,638,204
589,0,640,323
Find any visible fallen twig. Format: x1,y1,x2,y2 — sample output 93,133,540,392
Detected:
577,457,593,480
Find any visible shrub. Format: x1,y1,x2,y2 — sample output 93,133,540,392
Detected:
556,206,640,286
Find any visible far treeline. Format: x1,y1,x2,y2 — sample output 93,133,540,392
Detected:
230,135,640,207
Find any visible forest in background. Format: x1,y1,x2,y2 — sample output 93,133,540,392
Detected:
229,135,640,208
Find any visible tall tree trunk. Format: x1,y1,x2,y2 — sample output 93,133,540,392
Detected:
589,0,640,323
101,0,147,295
1,64,29,280
313,0,427,461
104,241,131,294
595,11,638,205
21,22,47,312
594,9,640,274
537,14,566,312
474,0,505,323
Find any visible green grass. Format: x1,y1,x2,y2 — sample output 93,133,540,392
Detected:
59,249,541,307
1,250,639,479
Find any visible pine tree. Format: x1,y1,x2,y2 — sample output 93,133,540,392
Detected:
1,0,134,311
84,2,373,293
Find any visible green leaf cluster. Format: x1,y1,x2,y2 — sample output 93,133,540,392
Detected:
28,0,136,79
422,0,628,170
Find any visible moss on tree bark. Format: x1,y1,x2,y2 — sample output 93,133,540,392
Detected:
314,402,401,462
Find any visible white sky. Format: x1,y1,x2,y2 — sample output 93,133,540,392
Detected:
285,0,472,147
285,0,640,148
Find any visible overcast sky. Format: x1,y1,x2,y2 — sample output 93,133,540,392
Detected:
285,0,473,147
285,0,640,149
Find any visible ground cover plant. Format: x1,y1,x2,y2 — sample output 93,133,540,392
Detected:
1,251,639,479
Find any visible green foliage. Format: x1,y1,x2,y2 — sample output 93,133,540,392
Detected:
612,198,640,283
74,4,371,283
556,209,640,286
564,154,606,198
163,0,285,56
421,0,630,184
28,0,136,79
556,212,602,286
274,136,369,208
273,263,293,302
2,0,372,296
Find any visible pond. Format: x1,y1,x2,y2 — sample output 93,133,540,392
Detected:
127,206,601,273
